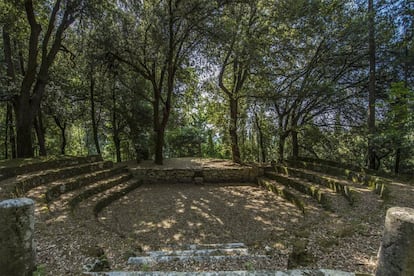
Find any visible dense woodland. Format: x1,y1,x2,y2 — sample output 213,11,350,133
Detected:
0,0,413,173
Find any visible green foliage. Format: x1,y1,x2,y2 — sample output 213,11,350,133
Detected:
166,127,204,158
0,0,412,174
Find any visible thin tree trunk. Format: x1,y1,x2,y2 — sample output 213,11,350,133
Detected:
112,89,121,163
3,29,16,159
4,104,9,159
367,0,376,170
394,46,410,174
394,148,401,174
292,130,299,159
53,116,66,155
229,97,241,164
34,109,47,156
8,103,16,159
89,68,101,155
278,135,286,163
154,128,164,165
254,112,266,163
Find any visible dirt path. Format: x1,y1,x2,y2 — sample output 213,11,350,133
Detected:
97,181,386,274
32,159,414,275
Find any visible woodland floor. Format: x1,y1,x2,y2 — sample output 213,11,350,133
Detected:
34,159,414,275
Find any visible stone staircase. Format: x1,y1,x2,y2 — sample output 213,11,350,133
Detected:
258,159,385,214
84,269,356,275
85,242,356,276
0,155,141,217
127,243,259,265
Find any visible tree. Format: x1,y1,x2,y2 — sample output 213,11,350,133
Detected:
5,0,80,157
102,0,218,164
212,1,266,163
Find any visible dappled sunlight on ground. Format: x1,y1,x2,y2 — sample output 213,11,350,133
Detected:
99,183,305,249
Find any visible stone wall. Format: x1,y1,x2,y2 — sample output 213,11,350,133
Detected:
131,166,261,184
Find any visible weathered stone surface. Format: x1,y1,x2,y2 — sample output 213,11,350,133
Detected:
0,198,36,276
376,207,414,276
84,269,355,276
131,167,258,184
128,243,252,265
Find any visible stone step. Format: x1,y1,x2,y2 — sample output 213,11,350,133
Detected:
44,172,133,214
295,157,368,172
146,248,249,257
44,165,128,202
84,269,356,276
70,178,142,219
126,242,250,266
128,254,267,265
13,161,113,196
257,177,306,213
285,160,389,199
264,172,329,209
26,167,127,204
68,173,133,210
185,243,247,250
273,164,354,204
0,155,102,181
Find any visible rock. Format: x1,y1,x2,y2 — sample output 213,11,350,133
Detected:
376,207,414,276
0,198,36,276
84,257,111,272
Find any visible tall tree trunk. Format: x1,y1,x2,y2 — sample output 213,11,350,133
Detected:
254,112,266,163
4,104,9,159
291,130,299,159
367,0,376,169
153,84,163,165
395,46,410,174
34,109,46,156
53,116,66,155
229,97,241,164
89,68,101,155
3,28,17,159
154,128,164,165
14,99,34,157
13,1,76,158
278,135,286,163
8,103,17,159
112,90,121,163
394,148,401,174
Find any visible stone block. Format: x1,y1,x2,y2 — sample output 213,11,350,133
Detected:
376,207,414,276
0,198,36,276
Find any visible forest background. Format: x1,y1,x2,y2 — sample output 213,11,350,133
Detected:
0,0,413,174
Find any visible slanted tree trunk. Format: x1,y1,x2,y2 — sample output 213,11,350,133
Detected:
367,0,377,170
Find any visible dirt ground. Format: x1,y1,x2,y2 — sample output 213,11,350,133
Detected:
34,159,414,275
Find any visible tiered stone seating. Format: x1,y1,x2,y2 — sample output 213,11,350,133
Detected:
0,156,141,217
285,158,389,198
258,158,386,214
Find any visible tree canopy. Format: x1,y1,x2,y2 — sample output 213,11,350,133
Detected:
0,0,413,173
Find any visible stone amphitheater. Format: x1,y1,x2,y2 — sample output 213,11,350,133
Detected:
0,156,413,275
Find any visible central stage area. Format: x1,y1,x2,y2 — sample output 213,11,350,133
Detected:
125,158,260,184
